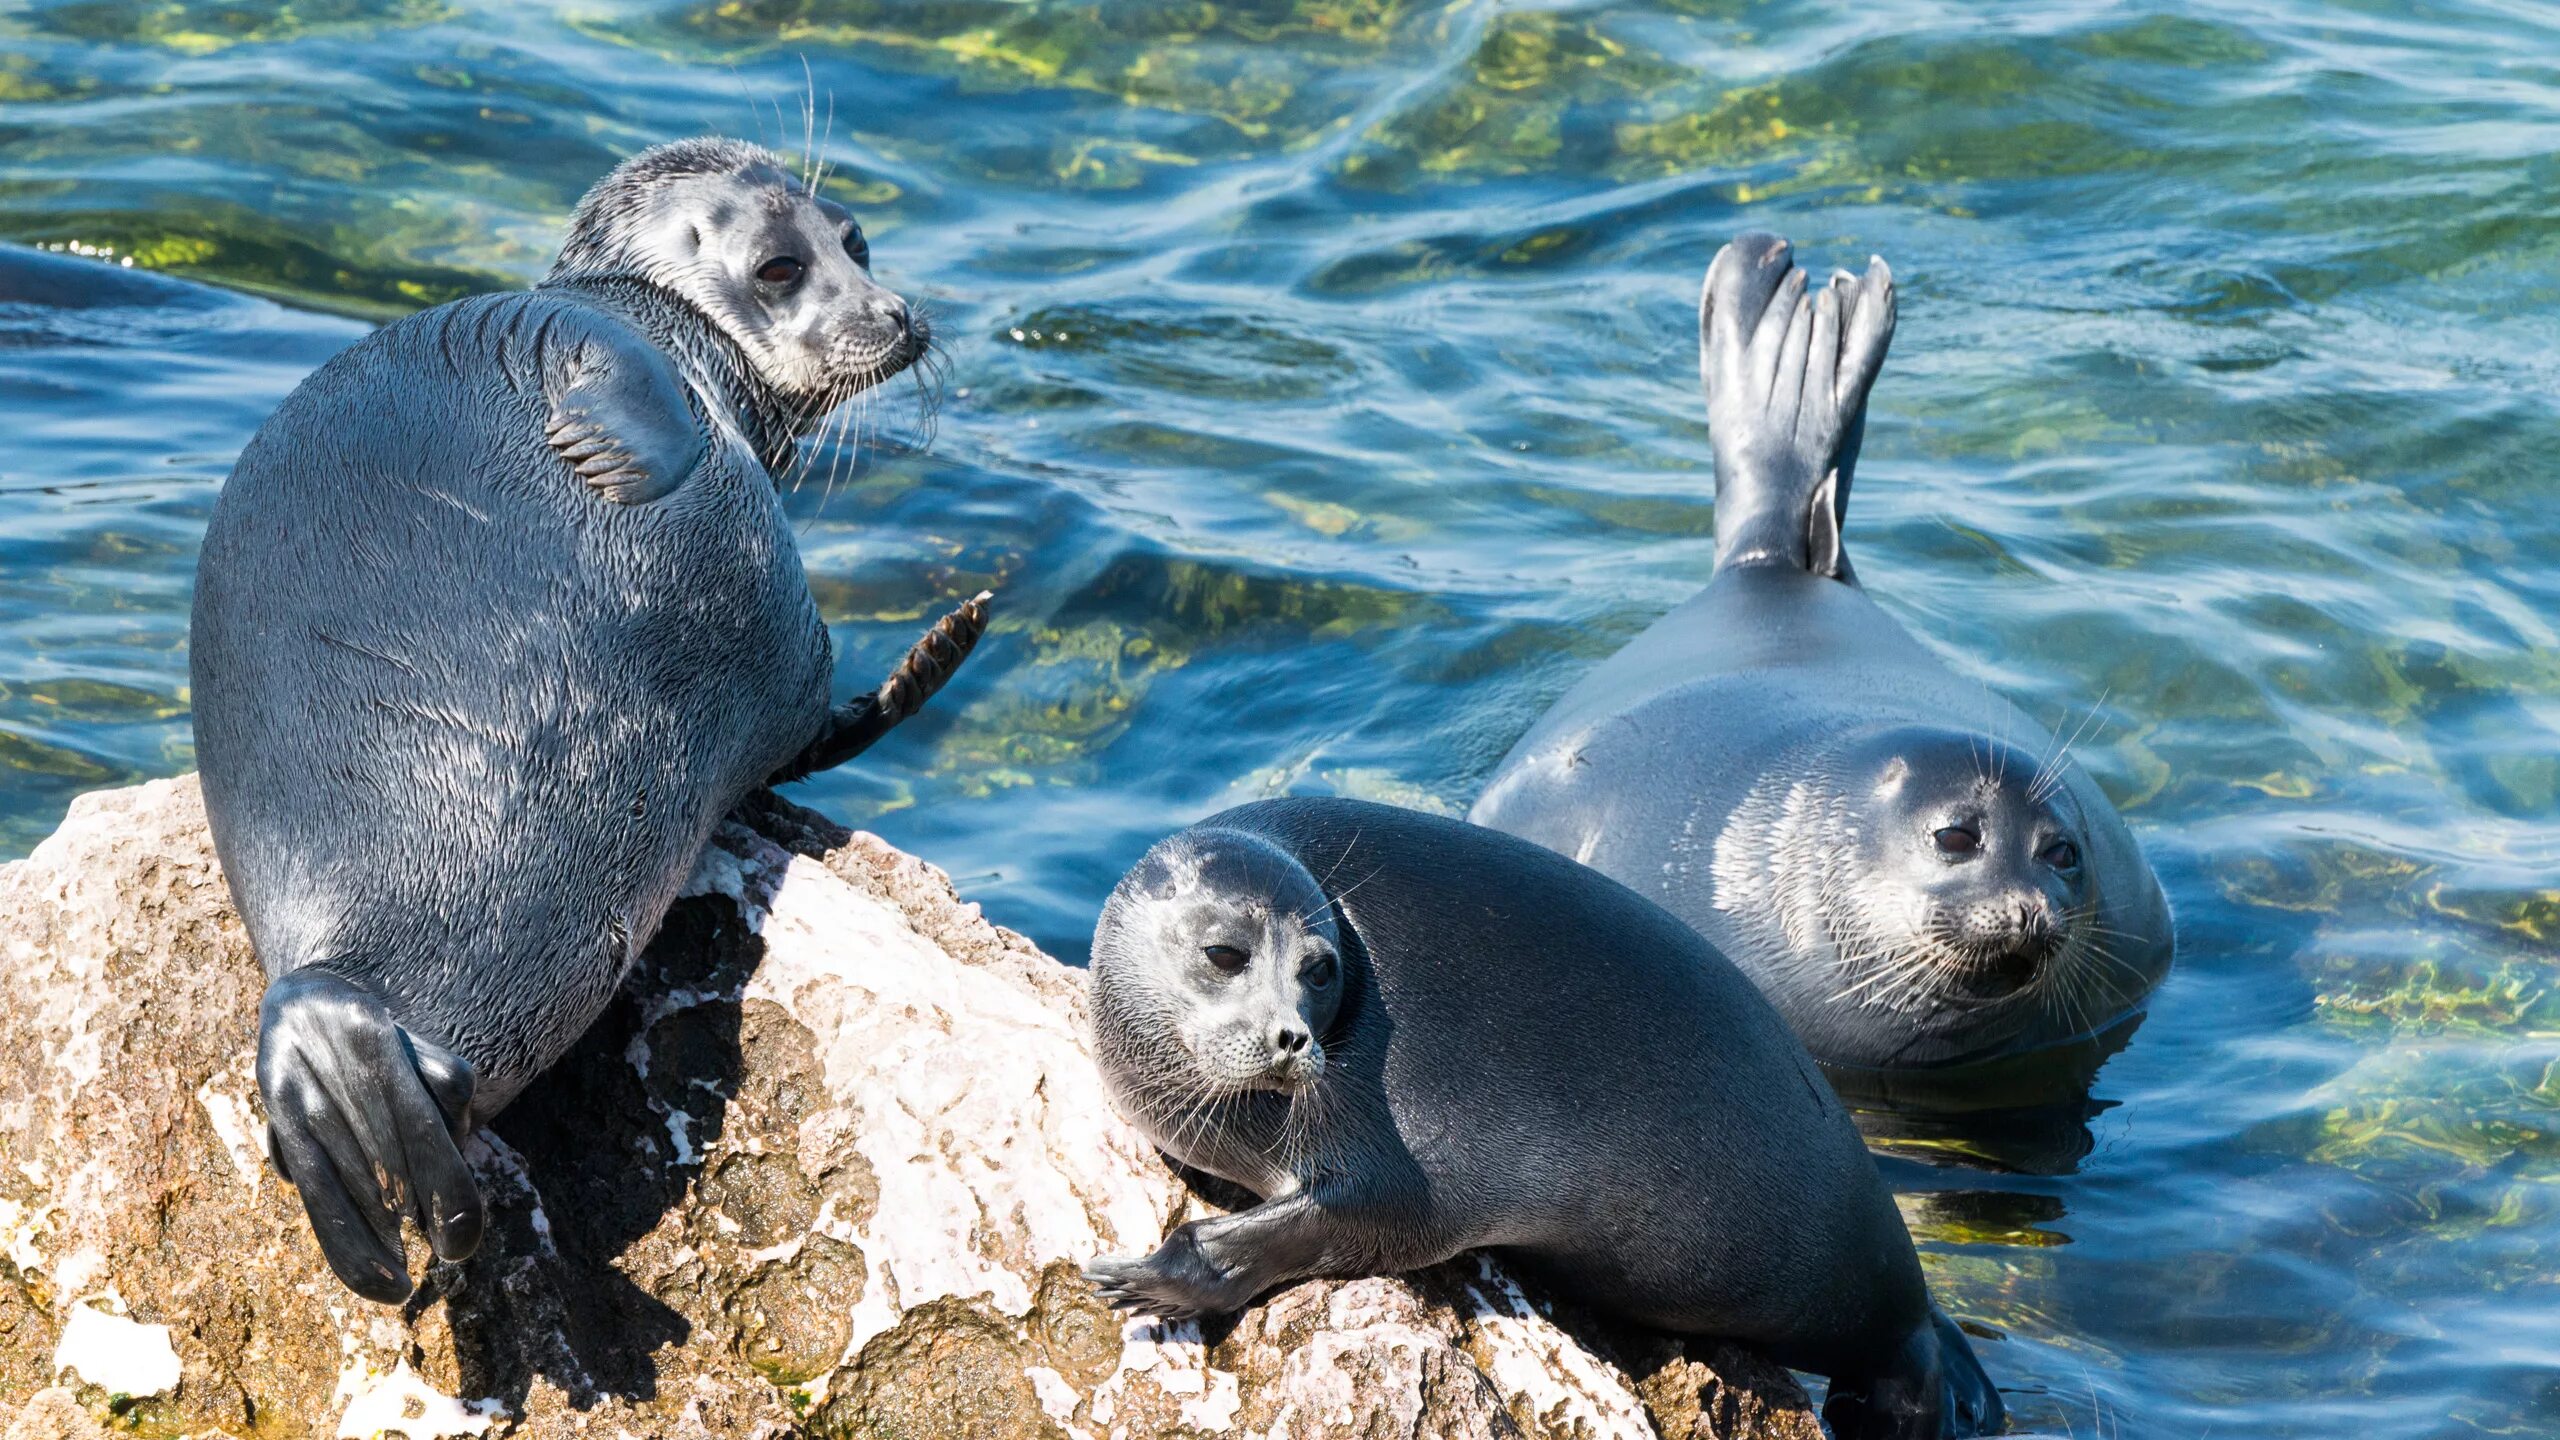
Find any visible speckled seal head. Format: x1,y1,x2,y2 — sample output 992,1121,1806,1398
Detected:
548,136,926,420
1706,724,2155,1065
1089,828,1346,1166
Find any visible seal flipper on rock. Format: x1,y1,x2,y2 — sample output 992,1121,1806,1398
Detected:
1085,1185,1414,1322
257,969,483,1304
539,312,707,505
770,590,992,785
1822,1306,2006,1440
1700,231,1894,578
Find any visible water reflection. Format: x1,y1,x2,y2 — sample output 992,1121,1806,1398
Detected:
1835,1014,2145,1178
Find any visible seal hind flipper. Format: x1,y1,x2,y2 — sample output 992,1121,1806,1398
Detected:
1700,232,1895,578
541,318,707,505
1820,1306,2006,1440
770,589,992,785
257,969,485,1304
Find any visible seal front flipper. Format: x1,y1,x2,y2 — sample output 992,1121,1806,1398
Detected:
1820,1306,2006,1440
769,590,992,785
1701,232,1895,576
258,968,485,1304
1083,1190,1394,1321
540,315,706,505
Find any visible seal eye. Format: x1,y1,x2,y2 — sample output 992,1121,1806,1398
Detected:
1303,952,1337,989
844,228,870,269
1933,825,1980,856
755,256,805,288
2040,839,2081,871
1202,944,1250,975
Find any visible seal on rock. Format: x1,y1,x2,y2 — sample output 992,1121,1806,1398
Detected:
1472,233,2170,1074
1084,797,2003,1440
190,137,987,1302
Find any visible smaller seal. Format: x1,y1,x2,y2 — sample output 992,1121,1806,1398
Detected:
1085,797,2003,1440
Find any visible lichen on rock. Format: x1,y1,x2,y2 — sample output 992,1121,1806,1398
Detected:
0,776,1818,1438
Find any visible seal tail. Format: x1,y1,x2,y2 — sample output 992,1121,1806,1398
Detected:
1698,232,1895,582
1821,1305,2005,1440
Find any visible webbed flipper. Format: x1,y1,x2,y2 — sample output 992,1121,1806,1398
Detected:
258,968,484,1304
1083,1191,1366,1323
1698,232,1896,578
542,323,705,505
1821,1305,2006,1439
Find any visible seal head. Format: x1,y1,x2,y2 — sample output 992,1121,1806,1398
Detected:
1096,829,1344,1099
1714,724,2152,1066
549,136,926,417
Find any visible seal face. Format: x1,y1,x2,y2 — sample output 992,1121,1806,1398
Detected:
1102,832,1342,1097
1472,233,2171,1075
548,137,925,419
1086,799,2003,1440
190,137,985,1303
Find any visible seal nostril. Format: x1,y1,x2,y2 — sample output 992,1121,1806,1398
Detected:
1273,1025,1310,1056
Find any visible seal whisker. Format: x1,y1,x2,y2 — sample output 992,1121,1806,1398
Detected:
2029,687,2113,806
797,56,819,192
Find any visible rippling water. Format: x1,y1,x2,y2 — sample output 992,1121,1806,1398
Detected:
5,1,2559,1433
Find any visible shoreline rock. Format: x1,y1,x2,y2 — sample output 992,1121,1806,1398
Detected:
0,777,1818,1439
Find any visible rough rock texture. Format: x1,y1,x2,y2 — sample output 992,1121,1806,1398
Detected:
0,777,1821,1439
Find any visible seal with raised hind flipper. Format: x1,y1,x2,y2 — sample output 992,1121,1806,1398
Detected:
1084,797,2005,1440
1471,233,2171,1076
190,137,988,1303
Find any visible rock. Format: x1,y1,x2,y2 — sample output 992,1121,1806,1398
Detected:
0,777,1820,1439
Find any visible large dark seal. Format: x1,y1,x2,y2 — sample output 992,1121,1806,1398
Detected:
1084,797,2003,1439
191,137,987,1303
1472,233,2171,1074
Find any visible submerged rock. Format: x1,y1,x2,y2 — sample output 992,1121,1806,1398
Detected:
0,777,1818,1438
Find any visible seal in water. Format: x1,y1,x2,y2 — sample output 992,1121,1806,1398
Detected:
1471,233,2170,1073
1084,797,2004,1440
191,137,988,1302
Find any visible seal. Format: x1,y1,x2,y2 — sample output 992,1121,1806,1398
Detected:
1471,233,2171,1074
190,137,988,1303
1084,797,2004,1439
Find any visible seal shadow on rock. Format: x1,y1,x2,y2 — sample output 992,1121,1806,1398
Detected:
444,897,754,1406
1472,231,2174,1100
431,792,870,1410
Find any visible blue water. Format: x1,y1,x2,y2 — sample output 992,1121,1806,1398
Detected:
6,1,2560,1434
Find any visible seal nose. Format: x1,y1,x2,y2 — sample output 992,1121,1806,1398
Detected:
1271,1023,1311,1057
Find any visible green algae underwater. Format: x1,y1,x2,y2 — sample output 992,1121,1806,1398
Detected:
3,0,2558,1433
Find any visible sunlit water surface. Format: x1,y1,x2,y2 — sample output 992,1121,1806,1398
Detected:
4,1,2558,1433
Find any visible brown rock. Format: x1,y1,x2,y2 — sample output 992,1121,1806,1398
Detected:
0,777,1819,1438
